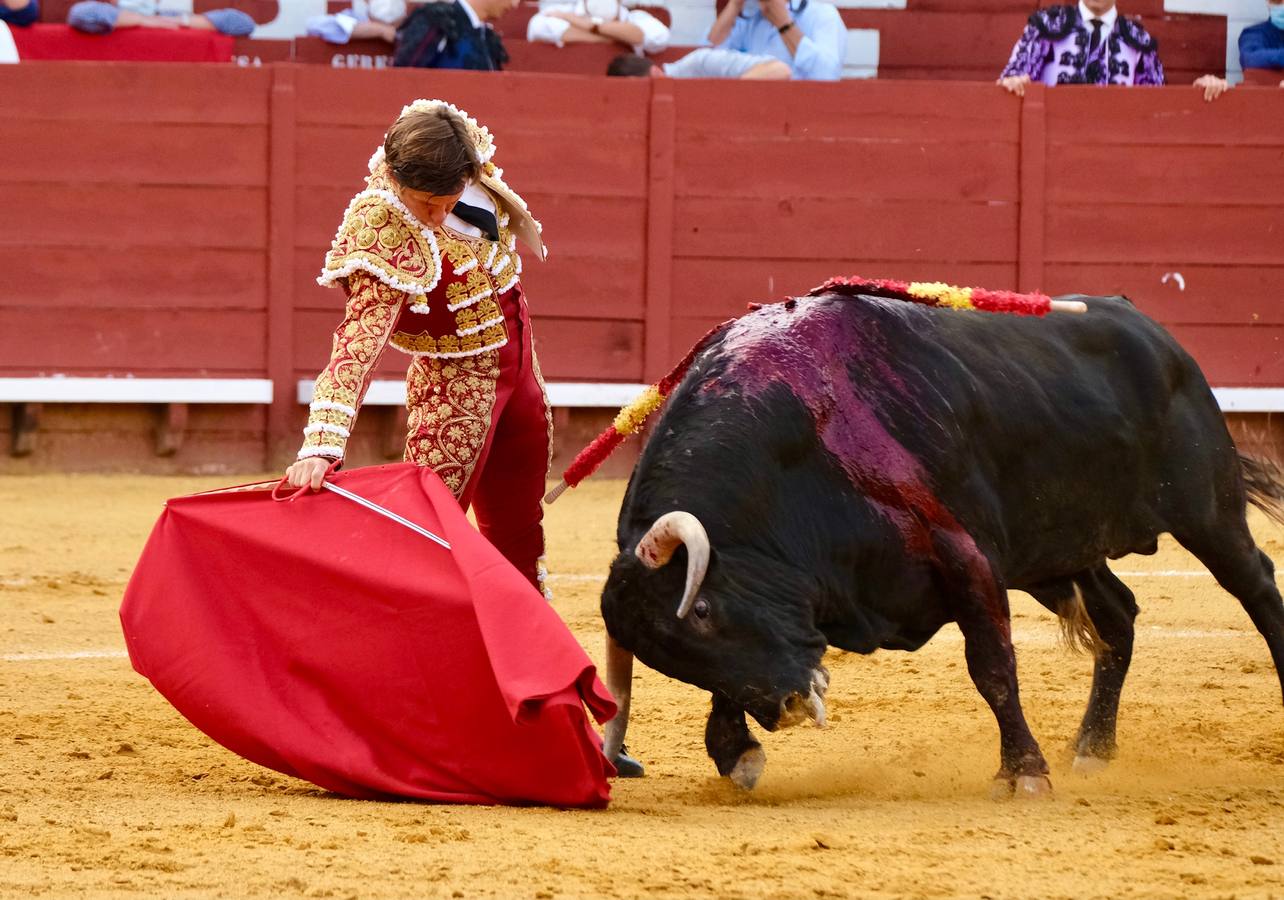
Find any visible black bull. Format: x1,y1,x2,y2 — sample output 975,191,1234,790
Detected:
599,291,1284,795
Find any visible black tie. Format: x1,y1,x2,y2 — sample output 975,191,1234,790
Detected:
451,200,499,241
1089,18,1104,54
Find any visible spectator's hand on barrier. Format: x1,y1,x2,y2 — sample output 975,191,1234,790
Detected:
1193,74,1230,102
998,74,1031,96
285,457,334,492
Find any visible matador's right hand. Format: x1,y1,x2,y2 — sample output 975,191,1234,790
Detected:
285,457,334,491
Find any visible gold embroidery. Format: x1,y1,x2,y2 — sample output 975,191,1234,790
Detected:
404,350,501,498
300,274,403,456
321,195,439,291
389,322,507,357
445,268,492,310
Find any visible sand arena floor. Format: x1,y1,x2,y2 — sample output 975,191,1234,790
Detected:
3,474,1284,899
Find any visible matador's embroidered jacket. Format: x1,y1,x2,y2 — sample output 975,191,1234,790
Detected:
298,152,544,461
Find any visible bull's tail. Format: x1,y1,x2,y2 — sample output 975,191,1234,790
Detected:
1059,584,1108,659
1240,453,1284,528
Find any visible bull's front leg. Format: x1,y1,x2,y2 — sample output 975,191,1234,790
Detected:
935,532,1051,798
705,693,765,790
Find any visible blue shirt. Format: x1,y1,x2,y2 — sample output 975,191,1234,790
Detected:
717,0,846,81
1239,20,1284,70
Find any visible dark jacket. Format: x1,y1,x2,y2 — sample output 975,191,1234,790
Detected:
392,1,508,70
1239,20,1284,70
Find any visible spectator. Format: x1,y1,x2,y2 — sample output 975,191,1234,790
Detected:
998,2,1230,101
528,0,668,55
1,0,38,27
607,48,790,79
707,0,845,81
307,0,408,44
392,0,515,69
68,0,255,35
1239,0,1284,84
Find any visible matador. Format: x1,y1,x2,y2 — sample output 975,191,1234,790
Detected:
294,99,554,596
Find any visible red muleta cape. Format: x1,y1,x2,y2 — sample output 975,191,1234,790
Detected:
119,462,616,808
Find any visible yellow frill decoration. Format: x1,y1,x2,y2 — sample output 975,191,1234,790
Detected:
613,385,664,435
908,281,975,310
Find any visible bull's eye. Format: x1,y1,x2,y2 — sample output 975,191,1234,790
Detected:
693,598,711,620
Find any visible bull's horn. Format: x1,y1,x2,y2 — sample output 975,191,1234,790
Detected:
635,511,710,619
602,633,633,764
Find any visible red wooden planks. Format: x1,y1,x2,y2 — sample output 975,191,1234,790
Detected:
675,138,1018,202
1,183,267,249
673,197,1018,262
1166,324,1284,386
1047,144,1284,206
0,63,268,124
672,80,1021,143
1043,264,1284,326
1045,204,1283,266
1044,86,1284,145
670,259,1020,319
0,309,266,375
0,248,265,310
0,120,267,188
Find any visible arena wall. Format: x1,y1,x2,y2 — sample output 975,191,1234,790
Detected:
0,63,1280,474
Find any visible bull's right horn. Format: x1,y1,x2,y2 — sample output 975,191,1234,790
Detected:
602,633,633,765
635,511,710,620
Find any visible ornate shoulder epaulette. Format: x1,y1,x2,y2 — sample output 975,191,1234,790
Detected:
318,192,442,297
1116,17,1157,52
1028,5,1077,40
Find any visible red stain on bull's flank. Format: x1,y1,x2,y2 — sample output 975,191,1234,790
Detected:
714,298,1009,633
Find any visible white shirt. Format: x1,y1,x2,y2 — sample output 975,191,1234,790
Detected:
444,182,498,239
1077,2,1117,36
527,0,670,55
458,0,483,30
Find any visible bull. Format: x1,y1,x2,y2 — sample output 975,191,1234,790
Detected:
599,288,1284,796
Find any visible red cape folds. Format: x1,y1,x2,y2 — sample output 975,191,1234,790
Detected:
119,463,616,807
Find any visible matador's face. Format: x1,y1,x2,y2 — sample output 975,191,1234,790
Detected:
393,181,465,229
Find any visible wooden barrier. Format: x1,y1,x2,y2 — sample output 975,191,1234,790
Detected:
1,62,1281,471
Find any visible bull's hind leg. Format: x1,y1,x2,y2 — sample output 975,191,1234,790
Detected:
1173,520,1284,703
1029,567,1139,772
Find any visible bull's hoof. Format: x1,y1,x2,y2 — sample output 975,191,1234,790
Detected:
728,746,766,790
1071,754,1110,776
1014,774,1054,799
990,774,1053,800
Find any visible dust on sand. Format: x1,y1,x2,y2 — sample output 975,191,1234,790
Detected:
3,474,1284,899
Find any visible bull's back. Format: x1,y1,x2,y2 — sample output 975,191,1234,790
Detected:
707,294,1229,584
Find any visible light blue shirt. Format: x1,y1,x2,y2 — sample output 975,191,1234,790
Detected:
717,0,846,81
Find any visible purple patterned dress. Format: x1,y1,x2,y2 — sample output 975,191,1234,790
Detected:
1000,5,1165,86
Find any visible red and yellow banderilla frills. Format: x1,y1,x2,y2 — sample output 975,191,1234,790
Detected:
543,276,1085,503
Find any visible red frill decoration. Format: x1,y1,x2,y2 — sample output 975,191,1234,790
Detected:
967,287,1052,316
562,428,627,488
809,275,1052,316
557,321,731,490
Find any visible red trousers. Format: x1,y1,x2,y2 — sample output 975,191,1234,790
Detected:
403,288,552,594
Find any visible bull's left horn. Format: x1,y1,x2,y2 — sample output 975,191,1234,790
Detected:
602,633,633,765
635,511,710,619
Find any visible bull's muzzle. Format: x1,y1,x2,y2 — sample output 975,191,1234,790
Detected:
775,666,829,730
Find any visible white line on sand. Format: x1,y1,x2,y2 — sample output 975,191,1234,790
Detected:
2,626,1257,663
3,650,128,662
